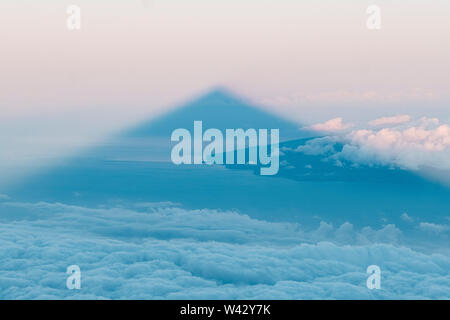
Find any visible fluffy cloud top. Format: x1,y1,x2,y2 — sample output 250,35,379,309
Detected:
297,116,450,171
305,118,353,132
0,200,449,299
350,124,450,152
343,123,450,170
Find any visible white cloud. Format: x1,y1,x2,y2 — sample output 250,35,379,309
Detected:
369,115,411,127
296,116,450,171
305,118,353,132
401,213,414,223
341,123,450,170
419,222,450,234
295,136,338,155
418,117,440,127
350,124,450,152
0,201,449,299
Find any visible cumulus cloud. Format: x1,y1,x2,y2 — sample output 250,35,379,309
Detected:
295,116,450,171
0,201,449,299
369,115,411,127
350,124,450,152
304,118,353,132
341,123,450,170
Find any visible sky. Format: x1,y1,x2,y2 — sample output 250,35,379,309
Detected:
0,0,449,181
1,0,449,121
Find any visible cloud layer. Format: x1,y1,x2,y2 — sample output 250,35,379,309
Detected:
0,200,448,299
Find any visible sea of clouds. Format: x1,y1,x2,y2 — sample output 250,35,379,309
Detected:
0,197,448,300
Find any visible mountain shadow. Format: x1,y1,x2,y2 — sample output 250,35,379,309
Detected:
6,89,450,227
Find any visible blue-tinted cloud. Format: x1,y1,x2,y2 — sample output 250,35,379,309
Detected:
0,201,448,299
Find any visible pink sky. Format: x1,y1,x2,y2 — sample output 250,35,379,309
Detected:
1,0,449,122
